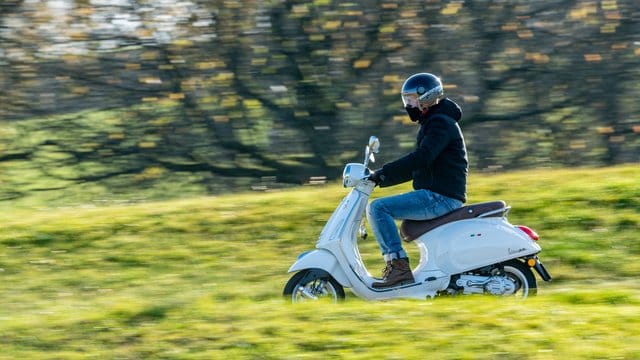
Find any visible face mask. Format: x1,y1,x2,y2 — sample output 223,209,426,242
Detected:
405,105,422,122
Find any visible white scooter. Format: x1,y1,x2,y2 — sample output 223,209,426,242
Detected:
283,136,552,302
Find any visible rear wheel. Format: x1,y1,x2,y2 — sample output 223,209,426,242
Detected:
283,269,345,303
502,259,537,298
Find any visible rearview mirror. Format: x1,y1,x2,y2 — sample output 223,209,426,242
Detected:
368,136,380,154
364,136,380,167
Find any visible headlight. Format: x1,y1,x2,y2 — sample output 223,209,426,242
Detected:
342,163,368,188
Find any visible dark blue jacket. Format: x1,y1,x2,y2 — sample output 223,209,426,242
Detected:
378,98,468,203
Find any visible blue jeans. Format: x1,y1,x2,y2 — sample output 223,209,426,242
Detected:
366,189,463,261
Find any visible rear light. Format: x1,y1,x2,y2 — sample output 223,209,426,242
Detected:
517,225,539,241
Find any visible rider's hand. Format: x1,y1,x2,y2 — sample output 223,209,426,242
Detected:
368,170,385,186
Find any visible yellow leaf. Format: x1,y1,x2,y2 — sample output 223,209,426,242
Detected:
221,96,238,108
584,54,602,62
291,4,309,16
383,75,402,83
139,77,162,84
525,53,550,64
463,95,479,103
353,60,371,69
605,11,622,20
135,166,165,181
69,31,87,41
196,61,221,70
600,23,618,33
243,99,262,108
380,25,395,33
138,141,156,149
108,132,124,140
137,29,154,39
442,3,463,15
212,72,234,81
601,0,618,11
505,47,522,55
569,4,597,20
501,23,518,31
569,8,588,19
323,21,341,31
212,115,229,123
72,86,89,94
609,135,625,143
517,30,534,39
141,51,158,60
173,39,193,47
570,140,587,149
596,126,614,134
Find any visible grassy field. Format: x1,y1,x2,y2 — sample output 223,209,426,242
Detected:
1,165,639,359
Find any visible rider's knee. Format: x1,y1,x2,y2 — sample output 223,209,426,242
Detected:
367,198,386,216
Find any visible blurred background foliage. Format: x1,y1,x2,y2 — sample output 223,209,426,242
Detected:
1,0,639,204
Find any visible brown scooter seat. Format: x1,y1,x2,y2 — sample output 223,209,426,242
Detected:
400,201,508,242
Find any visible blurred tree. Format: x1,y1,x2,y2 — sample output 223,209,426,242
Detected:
0,0,638,201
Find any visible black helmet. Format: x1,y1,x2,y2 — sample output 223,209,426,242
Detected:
401,73,444,112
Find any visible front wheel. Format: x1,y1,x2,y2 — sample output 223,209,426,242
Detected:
283,269,345,303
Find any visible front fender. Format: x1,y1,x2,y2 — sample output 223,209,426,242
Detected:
288,249,351,288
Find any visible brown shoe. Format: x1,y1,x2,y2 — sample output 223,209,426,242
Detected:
372,258,415,288
379,261,392,279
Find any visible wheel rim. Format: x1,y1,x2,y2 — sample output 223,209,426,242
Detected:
292,278,339,303
503,265,529,298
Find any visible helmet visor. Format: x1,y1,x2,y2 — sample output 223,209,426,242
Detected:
402,93,420,109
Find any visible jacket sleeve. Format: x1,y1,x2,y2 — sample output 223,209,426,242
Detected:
376,167,412,187
378,119,452,187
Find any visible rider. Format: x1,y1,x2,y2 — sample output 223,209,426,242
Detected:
367,72,468,288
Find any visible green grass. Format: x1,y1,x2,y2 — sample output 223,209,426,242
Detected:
1,165,639,359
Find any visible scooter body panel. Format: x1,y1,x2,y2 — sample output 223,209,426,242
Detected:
414,217,541,275
287,249,352,288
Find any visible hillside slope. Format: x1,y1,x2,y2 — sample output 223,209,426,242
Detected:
1,165,639,358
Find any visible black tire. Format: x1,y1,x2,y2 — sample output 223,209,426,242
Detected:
502,259,537,298
283,269,345,303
